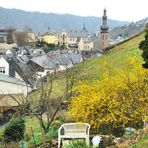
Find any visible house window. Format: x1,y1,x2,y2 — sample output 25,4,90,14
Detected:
0,67,5,73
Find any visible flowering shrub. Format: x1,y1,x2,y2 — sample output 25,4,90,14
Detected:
68,58,148,135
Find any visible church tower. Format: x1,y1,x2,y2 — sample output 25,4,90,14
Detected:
100,9,109,51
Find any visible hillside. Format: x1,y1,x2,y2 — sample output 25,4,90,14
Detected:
0,7,128,33
0,32,146,148
26,31,145,148
30,32,144,101
81,32,144,80
109,17,148,39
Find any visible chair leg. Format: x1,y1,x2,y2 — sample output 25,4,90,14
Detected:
86,137,89,146
58,137,61,148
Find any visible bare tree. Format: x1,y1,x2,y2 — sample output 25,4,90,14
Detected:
14,26,33,46
14,31,28,46
6,27,16,44
31,72,62,133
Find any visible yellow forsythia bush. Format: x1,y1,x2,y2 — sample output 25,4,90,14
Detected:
68,58,148,134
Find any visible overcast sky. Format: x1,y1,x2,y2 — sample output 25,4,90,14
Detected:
0,0,147,22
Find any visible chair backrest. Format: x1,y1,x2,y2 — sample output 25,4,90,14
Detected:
60,123,90,136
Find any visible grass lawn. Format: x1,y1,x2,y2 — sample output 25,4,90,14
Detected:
0,124,6,148
29,73,66,101
131,135,148,148
24,116,62,147
25,116,42,146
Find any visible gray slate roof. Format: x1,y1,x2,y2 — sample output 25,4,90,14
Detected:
31,48,45,57
66,53,82,64
63,28,89,38
17,55,30,64
31,54,56,69
0,74,25,85
30,52,82,70
15,57,34,87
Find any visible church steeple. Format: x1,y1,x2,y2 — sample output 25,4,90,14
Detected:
99,9,109,51
100,9,109,33
82,24,87,32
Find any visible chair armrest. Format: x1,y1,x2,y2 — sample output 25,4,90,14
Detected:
86,124,90,135
58,125,63,136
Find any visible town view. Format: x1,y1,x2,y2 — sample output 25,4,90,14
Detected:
0,0,147,147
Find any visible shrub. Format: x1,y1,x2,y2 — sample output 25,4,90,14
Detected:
98,124,125,137
68,58,148,136
63,140,90,148
139,24,148,68
48,120,62,139
4,118,25,143
99,135,115,147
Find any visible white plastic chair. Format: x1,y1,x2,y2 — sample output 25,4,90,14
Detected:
58,123,90,148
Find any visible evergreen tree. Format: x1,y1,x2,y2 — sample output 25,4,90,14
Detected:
139,24,148,68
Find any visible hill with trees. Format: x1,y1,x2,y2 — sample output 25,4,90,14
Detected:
0,7,128,33
109,17,148,39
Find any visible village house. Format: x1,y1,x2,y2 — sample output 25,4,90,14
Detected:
0,74,31,96
38,29,58,45
0,74,32,112
35,9,110,52
28,50,83,77
0,51,34,112
0,28,17,55
0,56,9,75
0,49,36,88
0,28,16,44
58,8,110,52
26,31,36,43
0,55,19,78
0,42,17,55
58,25,94,51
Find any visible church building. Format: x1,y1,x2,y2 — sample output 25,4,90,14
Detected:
99,9,109,51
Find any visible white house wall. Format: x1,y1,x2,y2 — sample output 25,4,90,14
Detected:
0,56,9,75
89,42,94,51
36,63,74,78
37,69,49,78
0,80,32,96
78,38,84,51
